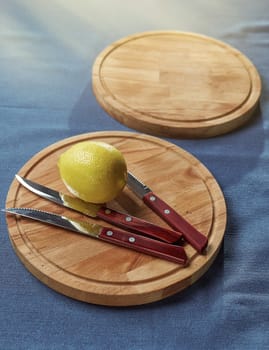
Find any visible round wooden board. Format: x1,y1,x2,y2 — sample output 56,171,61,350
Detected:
92,31,261,138
5,131,226,306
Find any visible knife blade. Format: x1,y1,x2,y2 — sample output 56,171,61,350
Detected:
127,172,208,253
3,208,188,265
15,175,182,244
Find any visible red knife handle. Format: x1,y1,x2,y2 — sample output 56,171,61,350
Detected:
97,207,182,244
99,227,188,265
143,192,208,253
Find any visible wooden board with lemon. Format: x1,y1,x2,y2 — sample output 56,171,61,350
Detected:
4,131,226,306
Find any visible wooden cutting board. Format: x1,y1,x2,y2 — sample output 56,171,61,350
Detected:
92,31,261,138
5,131,226,306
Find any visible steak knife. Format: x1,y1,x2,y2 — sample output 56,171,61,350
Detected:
127,172,208,253
15,175,182,244
3,208,187,265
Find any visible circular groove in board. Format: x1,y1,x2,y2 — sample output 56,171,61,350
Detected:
5,131,227,306
92,31,261,138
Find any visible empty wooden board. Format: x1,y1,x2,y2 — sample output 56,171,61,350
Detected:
92,31,261,138
5,131,226,306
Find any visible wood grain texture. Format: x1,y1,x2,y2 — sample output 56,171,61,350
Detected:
92,31,261,138
5,131,227,306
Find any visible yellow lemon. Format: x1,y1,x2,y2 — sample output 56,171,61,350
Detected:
58,141,127,203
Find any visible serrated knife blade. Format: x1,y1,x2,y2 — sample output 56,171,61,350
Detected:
3,208,188,265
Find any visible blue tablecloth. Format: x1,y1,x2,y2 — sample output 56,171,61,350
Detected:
1,1,268,349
